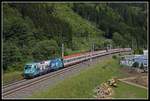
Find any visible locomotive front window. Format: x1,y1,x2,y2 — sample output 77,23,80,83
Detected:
25,65,32,69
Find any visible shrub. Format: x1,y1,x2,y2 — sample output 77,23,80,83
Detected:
132,62,139,68
133,49,143,54
112,55,117,59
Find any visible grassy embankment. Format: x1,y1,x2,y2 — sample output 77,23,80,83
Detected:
30,57,148,98
3,71,23,85
113,81,147,98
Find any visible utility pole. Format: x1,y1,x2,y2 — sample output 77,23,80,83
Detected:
93,43,95,53
110,44,112,50
62,43,64,59
132,38,134,54
90,43,95,62
109,44,111,55
90,43,92,62
106,44,109,52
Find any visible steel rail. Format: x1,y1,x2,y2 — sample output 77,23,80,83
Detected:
2,79,27,89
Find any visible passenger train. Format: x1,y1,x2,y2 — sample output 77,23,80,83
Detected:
23,48,131,78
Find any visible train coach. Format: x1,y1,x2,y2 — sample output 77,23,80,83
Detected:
63,48,129,67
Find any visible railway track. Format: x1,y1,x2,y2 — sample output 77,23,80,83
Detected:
2,79,27,89
2,49,131,98
2,63,86,97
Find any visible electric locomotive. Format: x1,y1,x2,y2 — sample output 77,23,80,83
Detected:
23,58,63,79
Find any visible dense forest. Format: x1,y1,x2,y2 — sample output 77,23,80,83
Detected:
2,3,147,72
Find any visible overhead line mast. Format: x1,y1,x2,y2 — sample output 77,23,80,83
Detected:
62,43,64,59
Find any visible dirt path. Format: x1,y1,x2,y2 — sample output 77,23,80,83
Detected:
118,76,148,90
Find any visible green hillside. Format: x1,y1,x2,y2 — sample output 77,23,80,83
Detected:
2,3,147,72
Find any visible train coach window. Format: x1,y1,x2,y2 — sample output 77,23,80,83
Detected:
75,57,80,60
69,59,72,62
63,60,67,63
75,58,78,60
77,57,81,60
71,58,75,61
67,60,70,62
